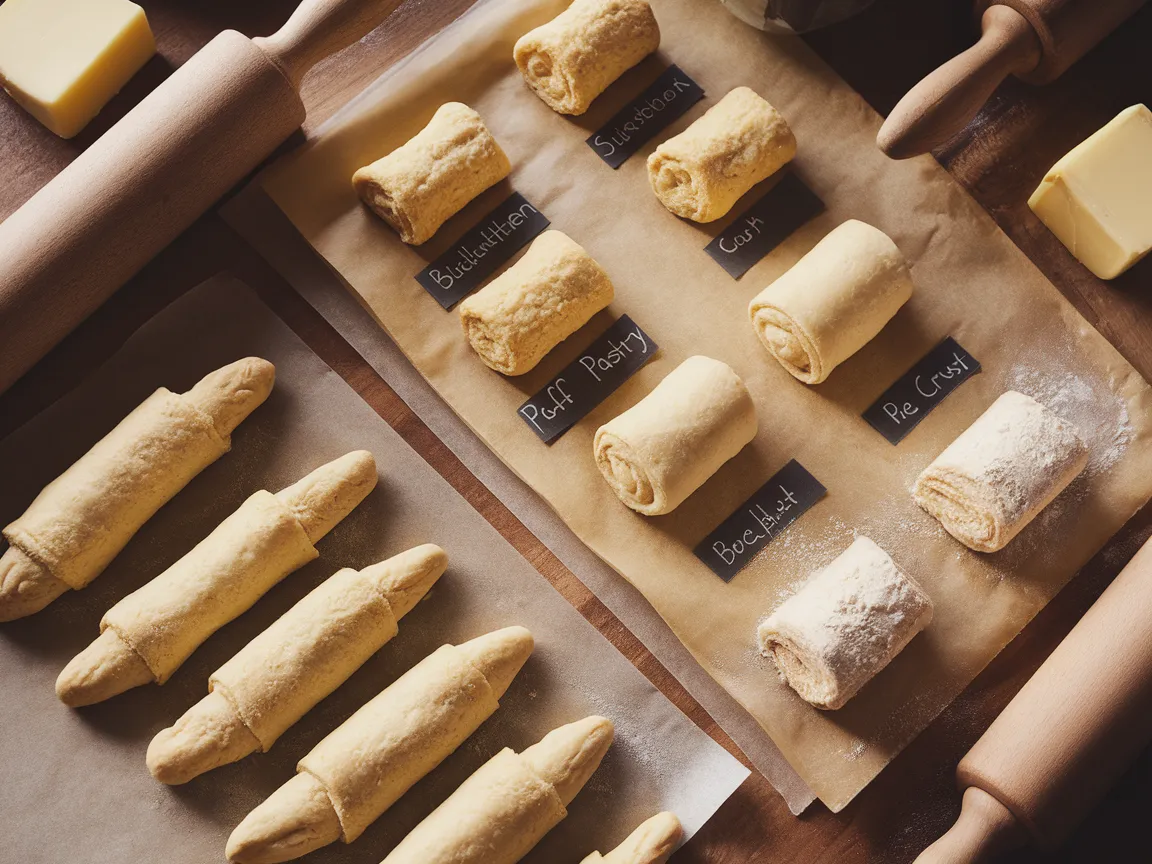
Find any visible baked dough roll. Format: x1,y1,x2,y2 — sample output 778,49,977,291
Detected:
55,451,377,707
647,87,796,222
227,626,535,864
580,812,683,864
458,230,615,376
513,0,660,116
758,537,933,710
594,356,758,515
913,391,1089,553
382,715,614,864
0,358,274,621
352,102,511,245
748,220,913,384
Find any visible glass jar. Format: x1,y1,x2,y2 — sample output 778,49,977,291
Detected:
721,0,876,33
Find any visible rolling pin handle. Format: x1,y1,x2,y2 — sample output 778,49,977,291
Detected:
914,787,1027,864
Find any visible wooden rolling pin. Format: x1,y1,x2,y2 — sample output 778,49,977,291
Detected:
916,533,1152,862
0,0,402,395
878,0,1148,158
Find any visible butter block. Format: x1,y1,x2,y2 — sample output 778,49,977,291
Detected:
1028,104,1152,280
0,0,155,139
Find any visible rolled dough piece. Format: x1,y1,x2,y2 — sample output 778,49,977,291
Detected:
748,220,913,384
458,230,615,376
757,536,933,710
912,390,1089,553
513,0,660,116
647,86,796,222
594,356,757,515
352,102,511,245
580,812,683,864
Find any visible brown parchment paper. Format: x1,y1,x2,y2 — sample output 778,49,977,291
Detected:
0,277,748,864
260,0,1152,810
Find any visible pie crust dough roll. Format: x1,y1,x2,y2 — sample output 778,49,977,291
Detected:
647,87,796,222
748,220,913,384
580,812,683,864
513,0,661,116
0,358,274,622
758,537,933,710
912,391,1089,553
352,103,511,246
594,356,758,515
458,230,615,376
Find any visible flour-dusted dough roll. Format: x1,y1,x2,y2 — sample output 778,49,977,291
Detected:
0,358,274,621
594,356,758,515
647,87,796,222
580,812,683,864
758,537,933,710
458,230,615,376
352,102,511,245
749,220,913,384
513,0,660,116
913,391,1089,553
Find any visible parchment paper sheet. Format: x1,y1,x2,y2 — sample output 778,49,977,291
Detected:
0,277,748,864
260,0,1152,810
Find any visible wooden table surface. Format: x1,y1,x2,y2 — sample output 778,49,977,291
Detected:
2,1,1151,861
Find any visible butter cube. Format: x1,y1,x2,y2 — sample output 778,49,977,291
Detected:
0,0,155,139
1029,104,1152,280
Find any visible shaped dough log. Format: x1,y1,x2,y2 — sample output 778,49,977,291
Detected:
352,103,511,245
55,451,377,706
647,87,795,222
749,220,913,384
580,812,683,864
912,391,1088,553
514,0,660,116
0,358,274,621
458,230,614,375
226,626,535,864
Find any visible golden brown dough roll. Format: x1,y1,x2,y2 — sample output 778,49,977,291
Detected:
580,812,683,864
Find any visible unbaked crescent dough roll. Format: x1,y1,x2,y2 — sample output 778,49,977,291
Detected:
749,220,913,384
513,0,661,116
458,230,615,375
580,812,683,864
758,536,933,710
647,87,796,222
912,390,1089,553
594,356,758,515
352,102,511,245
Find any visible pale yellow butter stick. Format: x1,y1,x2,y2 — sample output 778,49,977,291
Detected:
581,812,683,864
0,358,274,622
55,451,377,707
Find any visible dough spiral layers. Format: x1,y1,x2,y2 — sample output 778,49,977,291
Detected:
580,812,683,864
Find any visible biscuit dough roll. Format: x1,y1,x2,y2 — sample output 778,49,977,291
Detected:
458,231,615,376
749,220,913,384
580,812,683,864
594,356,757,515
0,358,274,622
226,626,535,864
758,537,933,710
913,391,1089,553
352,103,511,246
513,0,660,116
647,87,796,222
55,451,377,707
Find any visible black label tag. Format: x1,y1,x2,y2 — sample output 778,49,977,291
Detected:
704,172,824,279
586,65,705,169
518,315,658,444
694,460,826,582
863,337,981,444
415,193,550,309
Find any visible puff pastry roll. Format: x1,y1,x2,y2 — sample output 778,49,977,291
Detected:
758,537,933,710
749,220,913,384
913,391,1088,553
580,812,683,864
458,230,615,375
594,356,757,515
353,103,511,245
647,87,796,222
514,0,661,115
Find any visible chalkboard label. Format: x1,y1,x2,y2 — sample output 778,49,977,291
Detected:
694,460,826,582
586,65,704,169
863,337,981,444
704,172,824,279
519,315,657,444
415,193,550,309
